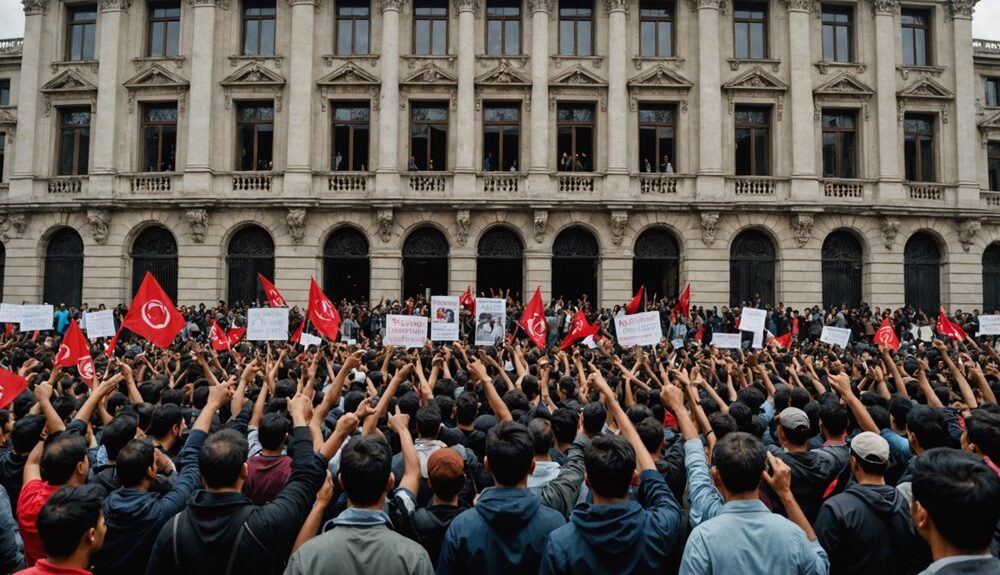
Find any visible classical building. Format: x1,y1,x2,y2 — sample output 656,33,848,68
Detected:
0,0,998,311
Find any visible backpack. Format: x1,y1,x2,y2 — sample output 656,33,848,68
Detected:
169,506,280,575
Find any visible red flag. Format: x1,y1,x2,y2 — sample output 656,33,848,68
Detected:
226,327,247,347
308,278,341,341
521,287,548,349
290,319,305,343
672,283,691,318
3,324,13,338
874,317,900,352
460,286,476,316
0,368,28,409
55,320,95,385
209,321,228,352
625,285,645,315
791,316,800,337
258,274,287,307
936,309,967,340
559,311,600,350
693,323,705,342
771,331,792,349
105,273,186,355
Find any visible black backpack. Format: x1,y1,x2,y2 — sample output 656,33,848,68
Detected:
168,506,281,575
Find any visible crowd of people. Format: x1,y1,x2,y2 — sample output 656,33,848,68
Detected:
1,293,999,575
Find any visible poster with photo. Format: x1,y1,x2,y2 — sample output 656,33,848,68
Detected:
474,298,507,347
430,296,460,342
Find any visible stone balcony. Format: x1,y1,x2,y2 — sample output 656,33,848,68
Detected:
402,172,451,195
325,171,372,193
480,172,525,194
821,179,869,202
45,176,86,195
122,172,178,194
725,176,787,200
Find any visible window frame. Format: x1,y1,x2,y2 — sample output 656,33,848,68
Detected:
556,102,596,172
638,0,674,58
65,5,98,62
413,0,449,56
734,104,771,176
988,142,1000,192
147,1,182,58
409,101,450,171
733,2,768,60
986,77,1000,108
821,109,858,179
558,0,594,57
903,113,936,183
235,101,275,172
485,0,522,56
335,0,371,55
820,4,852,63
0,132,6,183
242,0,277,56
0,79,9,107
141,102,178,173
482,101,521,172
901,7,932,67
637,102,677,173
56,107,91,176
330,100,371,171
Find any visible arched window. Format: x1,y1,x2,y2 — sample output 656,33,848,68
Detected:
402,227,449,297
904,232,941,313
730,229,775,307
821,230,863,309
633,228,680,299
323,228,370,303
227,226,275,305
131,227,178,301
984,243,1000,313
552,227,599,303
44,228,84,306
477,227,524,299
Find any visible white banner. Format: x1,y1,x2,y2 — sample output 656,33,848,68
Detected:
385,314,428,348
430,296,460,342
980,315,1000,336
751,330,764,349
712,332,742,349
0,304,22,324
84,310,117,339
739,307,767,334
247,308,290,341
820,326,852,348
299,332,323,348
19,305,54,331
474,298,507,346
614,311,663,347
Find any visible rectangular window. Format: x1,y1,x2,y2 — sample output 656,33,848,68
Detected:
903,113,935,182
638,104,675,173
639,0,673,58
556,103,594,172
0,80,9,107
987,78,999,108
148,1,181,57
821,5,852,63
0,134,5,182
414,0,448,55
559,0,593,57
243,0,276,56
482,102,520,172
990,143,1000,192
236,101,274,171
66,5,97,61
142,103,178,172
486,0,521,56
734,105,770,176
410,102,448,170
336,0,370,55
821,110,857,179
57,107,91,176
331,102,370,171
901,8,931,66
733,2,767,59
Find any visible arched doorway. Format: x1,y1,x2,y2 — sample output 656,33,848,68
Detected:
131,226,178,301
984,243,1000,313
44,228,84,306
323,227,370,303
632,228,680,299
904,232,941,314
730,229,775,307
402,227,449,298
552,227,599,304
821,230,863,309
477,227,524,299
227,226,275,305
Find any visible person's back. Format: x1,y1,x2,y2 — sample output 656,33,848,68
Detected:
768,408,843,524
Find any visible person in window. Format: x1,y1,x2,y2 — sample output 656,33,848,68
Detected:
483,153,494,172
334,152,343,171
644,158,653,173
560,152,571,172
661,155,673,174
409,157,419,171
428,158,435,171
509,161,517,172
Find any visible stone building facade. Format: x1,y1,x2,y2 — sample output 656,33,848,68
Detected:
0,0,999,311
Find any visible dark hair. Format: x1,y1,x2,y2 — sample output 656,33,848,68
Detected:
528,418,554,456
636,417,666,454
485,421,534,486
626,404,653,426
867,405,891,431
343,391,366,416
520,376,539,400
258,413,291,451
11,414,46,455
888,395,912,430
161,388,186,407
736,387,765,412
550,408,578,445
115,439,155,488
101,414,139,461
37,484,104,558
851,450,889,476
432,378,456,399
965,410,1000,462
912,448,1000,552
51,396,78,424
779,422,811,446
789,387,811,409
709,412,739,440
908,405,953,451
199,429,249,489
558,377,576,399
339,435,392,507
415,405,443,439
584,434,636,499
454,393,479,425
41,433,88,485
147,404,183,440
712,432,766,495
818,401,848,437
502,390,530,414
582,402,607,435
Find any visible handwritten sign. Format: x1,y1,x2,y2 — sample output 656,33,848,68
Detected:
385,315,428,348
712,332,742,349
430,296,460,342
820,326,852,348
980,315,1000,336
19,305,54,331
84,310,117,339
614,311,663,347
299,332,322,349
246,308,289,341
0,304,22,324
474,298,507,347
739,307,767,334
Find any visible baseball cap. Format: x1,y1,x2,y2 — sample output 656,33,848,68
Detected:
851,431,890,465
427,448,464,483
777,407,810,431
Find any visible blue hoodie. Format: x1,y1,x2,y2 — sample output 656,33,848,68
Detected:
436,487,566,575
540,470,683,575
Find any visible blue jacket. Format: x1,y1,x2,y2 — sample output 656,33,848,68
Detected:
540,470,683,575
436,487,565,575
0,484,23,573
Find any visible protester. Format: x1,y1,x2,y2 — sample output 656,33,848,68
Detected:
14,485,105,575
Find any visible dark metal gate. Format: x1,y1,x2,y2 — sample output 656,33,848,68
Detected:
227,226,275,305
730,229,775,307
324,227,370,303
44,228,84,306
632,228,680,299
821,231,862,309
904,232,940,314
552,227,599,304
132,226,178,301
984,244,1000,313
477,227,524,299
402,227,449,298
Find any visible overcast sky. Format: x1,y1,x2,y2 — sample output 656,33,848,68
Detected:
0,2,997,42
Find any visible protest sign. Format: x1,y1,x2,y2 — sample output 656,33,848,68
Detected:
430,296,460,342
84,310,117,339
385,314,428,348
751,330,764,349
739,308,767,334
820,326,852,348
712,332,742,349
980,315,1000,336
300,332,322,348
19,305,54,331
614,311,663,347
247,308,290,341
0,304,21,324
474,298,507,346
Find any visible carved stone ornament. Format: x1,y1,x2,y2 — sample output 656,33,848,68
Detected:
880,217,900,250
791,214,814,248
604,0,628,13
610,211,628,246
944,0,977,21
286,209,307,245
87,210,111,245
455,210,471,247
688,0,723,11
780,0,813,11
377,208,394,243
533,211,548,244
185,209,209,243
527,0,552,13
378,0,407,12
454,0,479,15
0,213,28,241
21,0,49,15
99,0,131,11
870,0,898,16
700,213,719,246
9,214,27,236
958,219,981,253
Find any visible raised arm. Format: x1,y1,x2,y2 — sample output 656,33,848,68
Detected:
588,368,654,472
387,407,420,495
880,346,909,399
829,372,879,434
933,339,978,409
470,359,511,421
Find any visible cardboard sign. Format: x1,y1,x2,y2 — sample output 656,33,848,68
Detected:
980,315,1000,336
246,307,290,341
712,332,742,349
751,330,764,349
385,314,428,348
83,310,117,339
614,311,663,347
19,305,54,331
820,326,852,348
0,304,22,324
474,298,507,346
739,308,767,334
430,296,460,342
299,332,323,348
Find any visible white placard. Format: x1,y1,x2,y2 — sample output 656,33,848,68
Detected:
0,304,22,323
83,310,117,339
385,314,428,348
820,326,852,348
430,296,460,342
474,298,507,346
918,325,934,342
246,307,290,341
739,307,767,334
713,332,742,349
980,315,1000,336
671,339,685,349
614,311,663,347
751,330,764,349
19,305,54,331
299,332,323,348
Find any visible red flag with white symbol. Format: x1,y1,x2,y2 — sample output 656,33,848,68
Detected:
460,286,476,316
308,278,341,342
771,331,792,349
672,283,691,318
55,319,95,385
874,317,900,352
625,285,645,315
105,272,186,355
227,327,246,347
521,287,548,349
0,368,28,409
559,311,599,350
209,321,227,351
936,308,967,341
258,274,287,307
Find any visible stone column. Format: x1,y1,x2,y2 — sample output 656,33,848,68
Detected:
695,0,723,198
455,0,477,173
285,0,317,195
184,0,219,194
948,0,979,208
376,0,403,194
89,0,129,193
605,0,628,176
873,0,902,202
785,0,816,200
528,0,551,174
10,0,47,199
